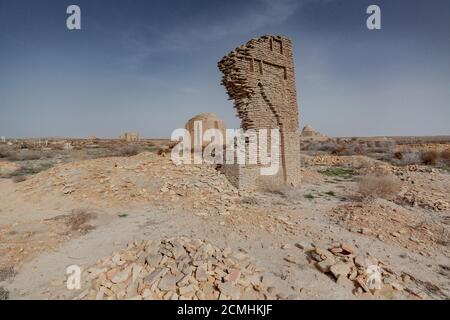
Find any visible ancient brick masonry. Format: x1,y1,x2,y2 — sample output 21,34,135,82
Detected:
218,35,301,189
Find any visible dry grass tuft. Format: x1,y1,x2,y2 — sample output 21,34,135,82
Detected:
7,150,41,161
358,173,401,200
258,177,301,200
441,149,450,163
420,150,439,165
115,145,141,157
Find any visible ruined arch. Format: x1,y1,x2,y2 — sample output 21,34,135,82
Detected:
218,34,301,188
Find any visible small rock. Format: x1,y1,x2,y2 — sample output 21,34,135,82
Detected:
179,284,195,296
284,255,301,264
391,282,404,291
341,243,356,255
110,267,131,284
218,282,241,300
330,262,352,279
158,275,177,292
143,267,167,286
336,275,354,289
316,259,335,273
330,247,343,254
195,266,208,282
225,269,241,285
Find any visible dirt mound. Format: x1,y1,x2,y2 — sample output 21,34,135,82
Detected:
74,237,278,300
16,152,240,213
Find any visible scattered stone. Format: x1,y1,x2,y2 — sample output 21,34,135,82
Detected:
225,269,241,285
330,247,343,254
330,262,352,279
218,282,241,300
391,282,404,291
336,275,354,289
74,237,271,300
284,255,301,265
316,259,335,273
110,267,131,284
158,275,177,292
143,268,168,286
179,284,195,296
341,243,356,255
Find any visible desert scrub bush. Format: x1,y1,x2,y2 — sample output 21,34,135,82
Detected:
393,151,404,160
331,144,347,155
0,152,7,159
357,174,401,200
420,150,439,165
302,140,319,152
7,149,41,161
5,162,53,180
318,141,338,153
395,150,421,166
441,149,450,163
258,178,302,200
318,167,357,179
116,145,141,157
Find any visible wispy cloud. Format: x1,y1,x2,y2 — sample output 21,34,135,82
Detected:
119,0,306,70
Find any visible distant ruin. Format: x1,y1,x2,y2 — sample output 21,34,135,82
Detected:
218,35,301,189
120,132,140,142
301,125,323,138
185,113,226,148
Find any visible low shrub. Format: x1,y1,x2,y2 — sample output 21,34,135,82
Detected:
116,145,141,157
358,174,401,200
420,150,439,165
441,149,450,163
7,150,41,161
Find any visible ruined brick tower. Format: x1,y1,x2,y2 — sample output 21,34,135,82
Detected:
218,35,301,189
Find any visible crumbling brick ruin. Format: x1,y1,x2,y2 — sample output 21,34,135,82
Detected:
218,35,301,189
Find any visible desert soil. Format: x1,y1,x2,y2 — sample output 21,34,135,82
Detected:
0,148,449,300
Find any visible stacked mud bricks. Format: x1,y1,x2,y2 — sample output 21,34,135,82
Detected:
218,35,301,190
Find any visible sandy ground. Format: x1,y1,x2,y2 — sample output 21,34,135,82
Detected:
0,152,449,300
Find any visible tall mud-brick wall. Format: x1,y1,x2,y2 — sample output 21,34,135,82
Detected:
218,35,301,189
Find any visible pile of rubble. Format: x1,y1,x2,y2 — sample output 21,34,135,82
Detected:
74,237,278,300
16,152,242,213
398,190,449,212
329,199,447,255
310,243,406,298
307,155,382,168
360,164,449,212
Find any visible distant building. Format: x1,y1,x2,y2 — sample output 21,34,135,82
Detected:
301,125,322,137
120,132,140,142
185,113,226,147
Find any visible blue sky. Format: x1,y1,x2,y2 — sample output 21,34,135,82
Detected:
0,0,449,138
